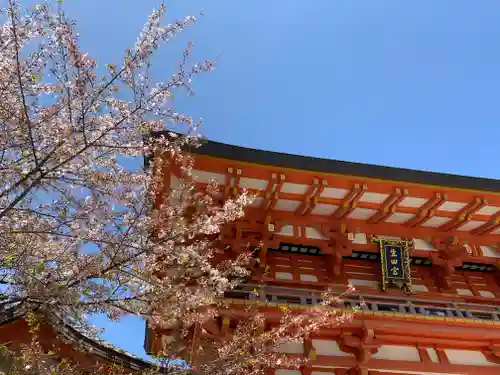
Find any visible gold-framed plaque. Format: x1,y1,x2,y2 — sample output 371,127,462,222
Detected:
372,237,413,293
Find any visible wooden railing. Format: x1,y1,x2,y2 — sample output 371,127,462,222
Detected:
224,283,500,321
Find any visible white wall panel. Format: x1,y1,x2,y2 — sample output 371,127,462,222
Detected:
300,274,318,282
445,349,499,366
352,233,367,244
477,205,500,216
481,246,500,258
479,290,495,298
348,208,377,220
274,199,301,212
278,225,294,236
360,192,389,203
372,345,421,362
311,203,338,215
387,212,415,223
239,177,268,190
321,187,349,199
312,339,352,356
426,348,439,363
275,341,304,354
412,284,429,292
399,197,428,208
276,272,293,280
348,279,379,288
413,239,436,251
305,226,328,240
281,182,309,195
192,170,226,184
373,371,463,375
438,201,467,212
422,216,451,228
275,370,301,375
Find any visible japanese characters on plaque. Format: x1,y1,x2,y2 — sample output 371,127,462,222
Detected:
384,245,404,280
372,237,413,293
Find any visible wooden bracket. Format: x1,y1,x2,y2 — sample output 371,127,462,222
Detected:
369,188,407,224
263,173,285,212
430,236,465,289
405,192,446,228
333,184,367,220
474,210,500,235
440,197,486,232
296,178,327,216
339,328,380,365
224,166,242,199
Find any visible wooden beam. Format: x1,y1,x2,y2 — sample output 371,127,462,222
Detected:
262,173,285,212
233,222,243,252
309,355,499,375
223,166,242,200
296,178,327,216
259,216,274,271
333,184,367,220
347,367,368,375
405,192,446,228
485,344,500,364
304,338,316,360
474,210,500,235
326,252,344,279
242,207,500,247
440,197,486,232
369,188,407,224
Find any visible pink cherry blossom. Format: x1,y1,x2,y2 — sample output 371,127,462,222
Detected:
0,2,352,374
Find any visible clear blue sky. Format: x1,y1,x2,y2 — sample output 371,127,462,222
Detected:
59,0,500,359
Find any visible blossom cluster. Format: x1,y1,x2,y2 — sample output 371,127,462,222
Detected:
0,1,353,374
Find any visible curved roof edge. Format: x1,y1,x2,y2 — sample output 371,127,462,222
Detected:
0,307,153,371
193,138,500,193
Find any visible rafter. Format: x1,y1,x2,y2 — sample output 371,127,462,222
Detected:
295,178,327,216
262,172,285,212
332,183,367,220
369,188,407,224
405,192,446,228
473,210,500,235
440,197,486,232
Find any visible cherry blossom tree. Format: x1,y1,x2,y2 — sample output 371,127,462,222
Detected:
0,1,354,374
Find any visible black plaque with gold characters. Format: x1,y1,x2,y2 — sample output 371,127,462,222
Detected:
372,237,413,293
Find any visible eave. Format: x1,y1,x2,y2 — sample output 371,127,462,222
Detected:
191,137,500,194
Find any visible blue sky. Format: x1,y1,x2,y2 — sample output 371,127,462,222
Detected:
58,0,500,359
